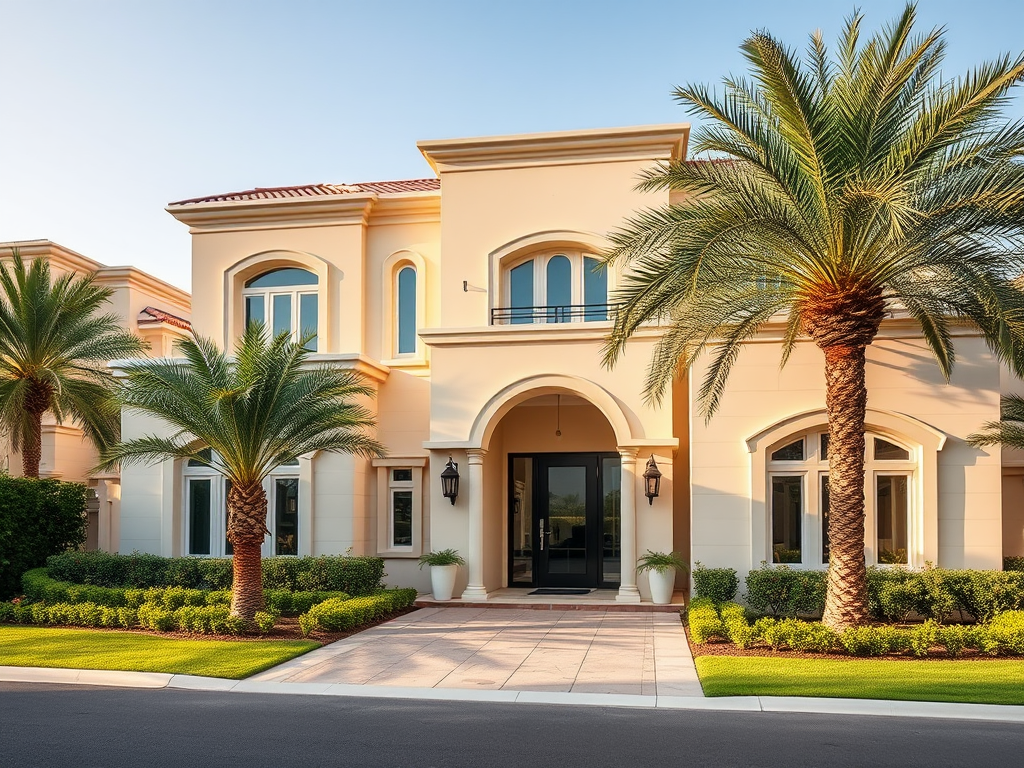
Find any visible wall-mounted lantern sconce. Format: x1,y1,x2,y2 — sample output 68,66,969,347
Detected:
643,455,662,505
441,456,460,505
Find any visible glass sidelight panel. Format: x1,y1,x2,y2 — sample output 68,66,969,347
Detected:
545,465,588,574
272,294,292,337
601,456,621,583
771,476,802,563
877,475,909,564
188,479,212,556
275,478,299,556
511,458,534,584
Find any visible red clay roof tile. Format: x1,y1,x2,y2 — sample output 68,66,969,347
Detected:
169,178,440,206
138,306,192,331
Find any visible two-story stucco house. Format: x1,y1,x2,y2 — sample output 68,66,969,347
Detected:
1,239,192,551
114,124,1024,598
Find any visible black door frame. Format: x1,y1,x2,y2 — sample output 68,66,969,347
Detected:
507,452,620,589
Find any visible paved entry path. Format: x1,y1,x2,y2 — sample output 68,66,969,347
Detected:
252,607,702,697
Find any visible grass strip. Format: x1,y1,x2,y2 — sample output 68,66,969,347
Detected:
0,626,319,679
695,656,1024,705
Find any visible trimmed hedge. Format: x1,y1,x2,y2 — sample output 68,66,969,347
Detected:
22,569,346,615
45,551,386,595
0,477,87,599
1005,557,1024,572
691,564,739,603
744,564,826,618
298,589,418,636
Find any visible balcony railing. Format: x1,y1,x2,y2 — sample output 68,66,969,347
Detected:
491,303,620,325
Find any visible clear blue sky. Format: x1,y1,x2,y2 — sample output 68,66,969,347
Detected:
1,0,1022,290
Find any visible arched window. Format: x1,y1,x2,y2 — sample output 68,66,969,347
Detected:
396,266,417,355
765,430,917,566
242,267,319,351
502,250,608,324
183,451,301,558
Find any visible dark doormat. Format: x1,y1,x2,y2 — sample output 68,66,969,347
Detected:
528,588,592,596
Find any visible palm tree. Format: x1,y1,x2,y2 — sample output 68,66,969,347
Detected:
603,4,1024,631
968,395,1024,449
0,250,147,478
100,324,385,625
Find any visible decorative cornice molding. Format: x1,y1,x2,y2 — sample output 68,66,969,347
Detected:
166,195,377,234
418,124,690,174
419,324,662,348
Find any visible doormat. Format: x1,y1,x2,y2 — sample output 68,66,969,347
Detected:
528,588,592,596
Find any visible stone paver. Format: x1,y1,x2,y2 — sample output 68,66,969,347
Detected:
251,606,704,697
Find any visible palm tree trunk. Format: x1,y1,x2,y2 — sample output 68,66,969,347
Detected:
21,382,51,479
820,342,871,631
227,482,269,627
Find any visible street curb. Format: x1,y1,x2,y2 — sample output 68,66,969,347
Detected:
3,666,1024,723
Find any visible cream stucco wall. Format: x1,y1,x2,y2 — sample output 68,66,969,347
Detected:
690,326,1004,575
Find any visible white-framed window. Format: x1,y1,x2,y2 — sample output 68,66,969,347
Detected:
765,431,917,567
183,452,301,557
395,266,417,356
242,267,319,351
501,249,608,324
374,457,426,556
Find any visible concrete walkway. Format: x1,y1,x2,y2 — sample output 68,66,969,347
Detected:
250,607,702,697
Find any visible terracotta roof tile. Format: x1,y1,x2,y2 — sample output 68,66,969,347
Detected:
138,306,192,331
169,178,440,206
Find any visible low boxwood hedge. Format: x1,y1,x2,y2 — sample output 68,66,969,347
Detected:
44,551,385,595
298,589,418,636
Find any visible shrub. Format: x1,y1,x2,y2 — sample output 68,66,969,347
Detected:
0,477,87,599
867,567,927,622
907,620,938,657
1006,557,1024,572
254,610,278,634
937,624,975,658
789,622,839,653
137,603,176,632
985,610,1024,655
298,589,417,636
686,598,727,643
744,564,826,617
755,618,788,650
839,625,909,656
45,552,384,595
691,564,738,603
264,589,350,615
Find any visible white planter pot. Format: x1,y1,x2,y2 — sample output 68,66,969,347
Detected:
430,564,458,601
647,568,676,605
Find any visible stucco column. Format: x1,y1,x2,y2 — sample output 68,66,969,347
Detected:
461,448,489,600
617,448,641,603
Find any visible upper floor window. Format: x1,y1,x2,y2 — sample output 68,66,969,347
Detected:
243,268,318,351
499,250,608,325
396,266,417,355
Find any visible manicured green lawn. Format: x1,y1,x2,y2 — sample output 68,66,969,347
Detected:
695,656,1024,705
0,626,319,679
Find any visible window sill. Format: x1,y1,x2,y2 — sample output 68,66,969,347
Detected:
380,356,429,370
377,548,421,559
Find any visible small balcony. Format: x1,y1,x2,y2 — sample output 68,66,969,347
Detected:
490,302,620,325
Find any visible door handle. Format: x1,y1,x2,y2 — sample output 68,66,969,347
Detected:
539,518,548,551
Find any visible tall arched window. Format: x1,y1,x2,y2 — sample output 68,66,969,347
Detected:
243,267,319,350
502,250,608,324
396,266,417,355
765,430,917,566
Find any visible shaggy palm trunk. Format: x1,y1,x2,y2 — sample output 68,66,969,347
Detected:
804,288,884,632
226,481,269,627
21,381,52,479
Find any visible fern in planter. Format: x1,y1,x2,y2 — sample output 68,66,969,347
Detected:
636,551,687,574
417,549,466,568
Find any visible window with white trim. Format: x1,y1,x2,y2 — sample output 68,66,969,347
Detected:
766,431,917,566
501,250,608,324
374,458,426,556
242,267,319,351
183,452,300,557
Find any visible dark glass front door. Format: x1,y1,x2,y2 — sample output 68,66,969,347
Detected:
509,453,620,589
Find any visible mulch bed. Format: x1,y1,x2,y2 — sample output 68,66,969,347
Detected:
684,626,1007,662
2,606,421,646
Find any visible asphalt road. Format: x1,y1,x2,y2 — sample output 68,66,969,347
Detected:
1,683,1021,768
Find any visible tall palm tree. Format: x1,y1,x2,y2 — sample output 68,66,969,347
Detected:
0,250,147,478
100,325,385,625
603,4,1024,630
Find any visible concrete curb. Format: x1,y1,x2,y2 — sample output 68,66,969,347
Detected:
3,666,1024,723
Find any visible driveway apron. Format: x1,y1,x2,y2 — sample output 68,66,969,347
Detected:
252,607,702,697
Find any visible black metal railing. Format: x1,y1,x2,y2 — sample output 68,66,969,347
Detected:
491,303,620,325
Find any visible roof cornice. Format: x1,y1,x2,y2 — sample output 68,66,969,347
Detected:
165,195,377,234
0,239,104,273
418,124,690,174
